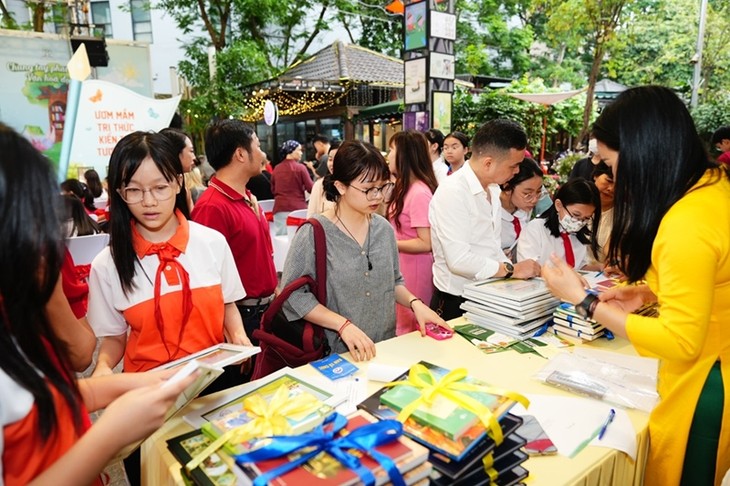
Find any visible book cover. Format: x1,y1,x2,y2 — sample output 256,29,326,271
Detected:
167,429,247,486
310,353,358,380
463,278,552,302
358,389,487,461
239,410,430,486
185,368,344,456
379,362,517,441
428,414,523,480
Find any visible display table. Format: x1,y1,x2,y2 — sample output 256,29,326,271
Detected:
141,318,650,486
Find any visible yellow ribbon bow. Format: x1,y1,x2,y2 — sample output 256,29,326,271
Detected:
384,364,529,444
186,385,324,471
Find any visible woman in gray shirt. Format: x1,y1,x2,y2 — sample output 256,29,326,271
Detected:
281,141,447,361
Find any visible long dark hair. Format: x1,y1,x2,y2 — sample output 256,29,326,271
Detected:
593,86,721,282
61,178,96,212
0,123,84,442
61,194,101,236
541,178,601,256
160,127,193,159
108,131,187,294
83,168,103,198
324,141,390,203
387,130,438,230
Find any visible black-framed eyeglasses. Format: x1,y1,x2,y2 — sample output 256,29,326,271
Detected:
349,182,395,201
117,183,176,204
566,206,593,222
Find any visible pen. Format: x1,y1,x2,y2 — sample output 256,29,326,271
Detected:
598,408,616,440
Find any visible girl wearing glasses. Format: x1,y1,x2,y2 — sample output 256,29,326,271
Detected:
516,178,601,269
0,123,196,485
281,141,447,361
386,130,439,335
499,158,545,261
88,131,250,377
443,131,470,174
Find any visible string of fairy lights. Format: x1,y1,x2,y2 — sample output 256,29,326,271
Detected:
241,83,353,122
240,81,404,122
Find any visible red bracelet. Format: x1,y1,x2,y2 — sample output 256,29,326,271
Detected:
338,319,352,334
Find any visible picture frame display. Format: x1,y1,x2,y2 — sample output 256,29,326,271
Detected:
429,52,455,80
432,91,452,135
404,1,428,51
430,11,456,40
404,57,428,104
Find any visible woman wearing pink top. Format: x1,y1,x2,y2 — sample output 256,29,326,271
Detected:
386,130,438,335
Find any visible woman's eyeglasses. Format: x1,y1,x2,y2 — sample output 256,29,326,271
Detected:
118,184,176,204
349,182,395,201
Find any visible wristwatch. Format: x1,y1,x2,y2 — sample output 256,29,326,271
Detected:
503,262,514,279
576,293,600,319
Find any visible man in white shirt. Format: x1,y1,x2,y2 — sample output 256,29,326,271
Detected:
429,119,542,319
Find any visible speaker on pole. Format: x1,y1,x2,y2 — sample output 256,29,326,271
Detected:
70,36,109,67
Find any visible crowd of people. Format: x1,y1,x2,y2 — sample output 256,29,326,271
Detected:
1,84,729,485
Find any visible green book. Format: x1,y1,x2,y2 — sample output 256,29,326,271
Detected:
379,361,517,441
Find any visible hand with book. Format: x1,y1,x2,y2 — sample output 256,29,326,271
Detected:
94,371,199,450
541,254,591,305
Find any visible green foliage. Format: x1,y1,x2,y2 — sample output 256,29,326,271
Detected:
452,77,592,154
692,96,730,143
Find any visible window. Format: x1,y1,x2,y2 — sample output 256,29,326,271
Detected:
130,0,152,43
91,1,113,38
50,4,68,34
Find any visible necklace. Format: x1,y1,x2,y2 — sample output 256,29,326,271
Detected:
336,214,372,271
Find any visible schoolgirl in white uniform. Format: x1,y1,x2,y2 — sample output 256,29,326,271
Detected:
499,158,545,261
516,178,601,269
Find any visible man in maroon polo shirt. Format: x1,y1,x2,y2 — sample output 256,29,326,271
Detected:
192,120,278,353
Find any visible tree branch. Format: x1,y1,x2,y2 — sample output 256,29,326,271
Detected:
290,1,330,67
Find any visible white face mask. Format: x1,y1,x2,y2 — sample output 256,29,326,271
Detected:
560,213,588,233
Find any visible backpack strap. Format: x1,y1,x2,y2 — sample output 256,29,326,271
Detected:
306,218,327,304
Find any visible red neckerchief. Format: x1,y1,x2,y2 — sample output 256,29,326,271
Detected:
512,216,522,238
560,232,575,268
131,210,192,361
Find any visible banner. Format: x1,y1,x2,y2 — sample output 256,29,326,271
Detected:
69,79,180,177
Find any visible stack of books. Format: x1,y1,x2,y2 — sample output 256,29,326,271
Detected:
550,302,607,342
168,410,432,485
358,361,529,486
460,278,560,340
169,367,433,485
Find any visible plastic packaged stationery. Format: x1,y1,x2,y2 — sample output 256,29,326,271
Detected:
534,350,660,412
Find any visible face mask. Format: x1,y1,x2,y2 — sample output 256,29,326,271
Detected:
588,139,598,154
560,213,588,233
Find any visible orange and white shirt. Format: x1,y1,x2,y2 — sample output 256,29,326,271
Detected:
1,369,98,486
87,215,245,372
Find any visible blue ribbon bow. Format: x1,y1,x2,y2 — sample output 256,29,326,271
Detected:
235,413,406,486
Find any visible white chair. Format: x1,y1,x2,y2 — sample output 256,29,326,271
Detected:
66,233,110,265
257,199,274,214
271,234,290,273
286,209,309,240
